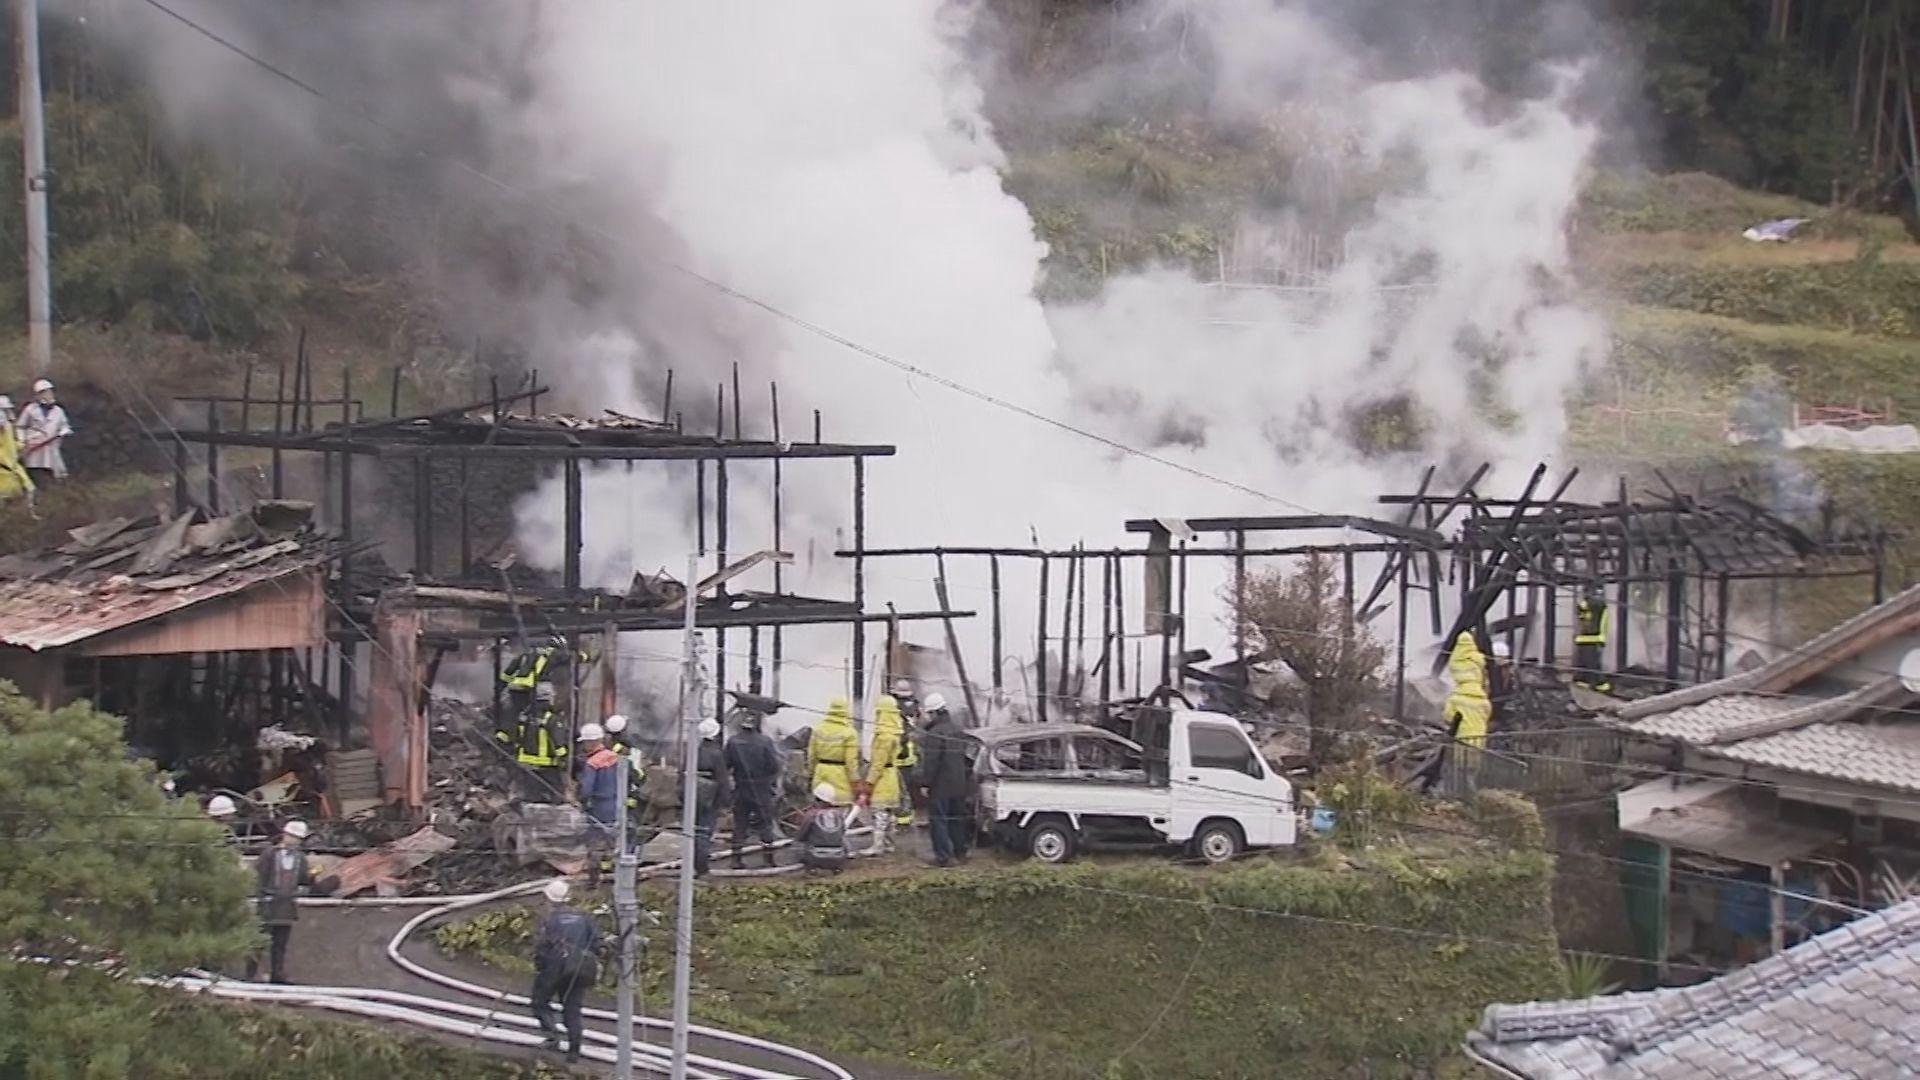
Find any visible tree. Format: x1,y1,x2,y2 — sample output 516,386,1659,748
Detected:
1227,555,1385,766
0,680,257,1072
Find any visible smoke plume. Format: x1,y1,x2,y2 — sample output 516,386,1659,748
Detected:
62,0,1618,718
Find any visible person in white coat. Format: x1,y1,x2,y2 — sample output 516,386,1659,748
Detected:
15,378,72,483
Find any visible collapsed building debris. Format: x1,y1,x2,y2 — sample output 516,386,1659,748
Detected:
327,825,456,898
0,501,357,804
164,362,971,821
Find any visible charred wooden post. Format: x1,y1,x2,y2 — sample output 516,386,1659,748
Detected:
1036,557,1050,722
563,458,583,592
990,554,1004,692
935,551,979,723
770,382,785,697
1058,545,1076,699
852,455,867,716
1099,554,1113,710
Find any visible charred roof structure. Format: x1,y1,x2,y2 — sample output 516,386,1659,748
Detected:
1380,465,1891,690
163,355,968,810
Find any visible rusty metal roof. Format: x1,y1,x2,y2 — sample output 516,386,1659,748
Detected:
0,502,342,652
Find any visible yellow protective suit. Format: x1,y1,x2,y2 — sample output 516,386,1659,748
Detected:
0,422,32,502
807,697,859,804
864,695,905,809
1442,632,1491,747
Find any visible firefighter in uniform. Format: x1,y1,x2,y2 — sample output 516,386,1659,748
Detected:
497,682,570,802
1572,585,1612,692
887,684,917,826
501,635,568,719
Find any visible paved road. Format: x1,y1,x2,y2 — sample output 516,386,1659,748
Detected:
278,901,951,1079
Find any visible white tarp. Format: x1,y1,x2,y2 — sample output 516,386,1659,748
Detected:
1781,423,1920,454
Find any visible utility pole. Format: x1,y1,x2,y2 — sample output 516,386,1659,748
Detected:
17,0,52,374
612,718,637,1079
670,552,701,1080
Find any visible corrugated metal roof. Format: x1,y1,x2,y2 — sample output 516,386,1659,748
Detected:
0,503,340,653
1470,897,1920,1078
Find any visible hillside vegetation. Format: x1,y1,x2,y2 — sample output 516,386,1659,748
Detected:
439,799,1564,1080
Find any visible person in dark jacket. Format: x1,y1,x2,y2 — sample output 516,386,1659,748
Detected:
792,783,850,874
530,878,600,1063
915,694,972,867
575,722,623,885
249,820,314,983
724,709,783,869
692,718,730,877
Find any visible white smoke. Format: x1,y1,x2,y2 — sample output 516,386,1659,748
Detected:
67,0,1615,722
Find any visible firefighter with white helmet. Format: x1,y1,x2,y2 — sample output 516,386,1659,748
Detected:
15,378,72,483
249,820,315,983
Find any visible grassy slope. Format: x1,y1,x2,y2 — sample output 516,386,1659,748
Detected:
441,832,1564,1080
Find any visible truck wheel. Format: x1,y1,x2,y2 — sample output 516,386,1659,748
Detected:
1193,820,1244,864
1026,817,1078,864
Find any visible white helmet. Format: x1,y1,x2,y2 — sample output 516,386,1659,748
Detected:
0,395,12,412
891,678,914,695
1491,641,1512,660
205,795,237,818
813,783,838,804
577,722,606,742
542,878,571,903
604,713,629,734
282,819,310,839
923,692,948,713
698,718,721,740
31,378,53,394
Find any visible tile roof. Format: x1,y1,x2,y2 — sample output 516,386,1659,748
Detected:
0,502,341,652
1613,587,1920,793
1469,897,1920,1078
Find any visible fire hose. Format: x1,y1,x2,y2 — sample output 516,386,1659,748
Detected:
167,828,875,1079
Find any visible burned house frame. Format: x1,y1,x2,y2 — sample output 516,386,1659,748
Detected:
165,352,968,811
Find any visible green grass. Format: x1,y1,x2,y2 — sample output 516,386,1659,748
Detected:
1578,170,1911,243
440,838,1563,1079
1598,258,1920,338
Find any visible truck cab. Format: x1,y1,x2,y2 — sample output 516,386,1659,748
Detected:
972,710,1296,864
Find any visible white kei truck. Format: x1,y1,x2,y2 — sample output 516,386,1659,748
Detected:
969,710,1297,864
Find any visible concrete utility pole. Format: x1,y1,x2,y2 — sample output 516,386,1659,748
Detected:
670,552,702,1080
17,0,53,374
613,727,637,1080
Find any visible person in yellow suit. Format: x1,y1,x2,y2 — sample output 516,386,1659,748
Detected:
0,396,33,503
863,695,907,856
807,696,859,806
1440,631,1492,793
1444,631,1492,747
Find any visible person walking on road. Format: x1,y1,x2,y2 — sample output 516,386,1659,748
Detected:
250,820,314,983
916,694,972,867
530,878,600,1064
724,709,783,869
